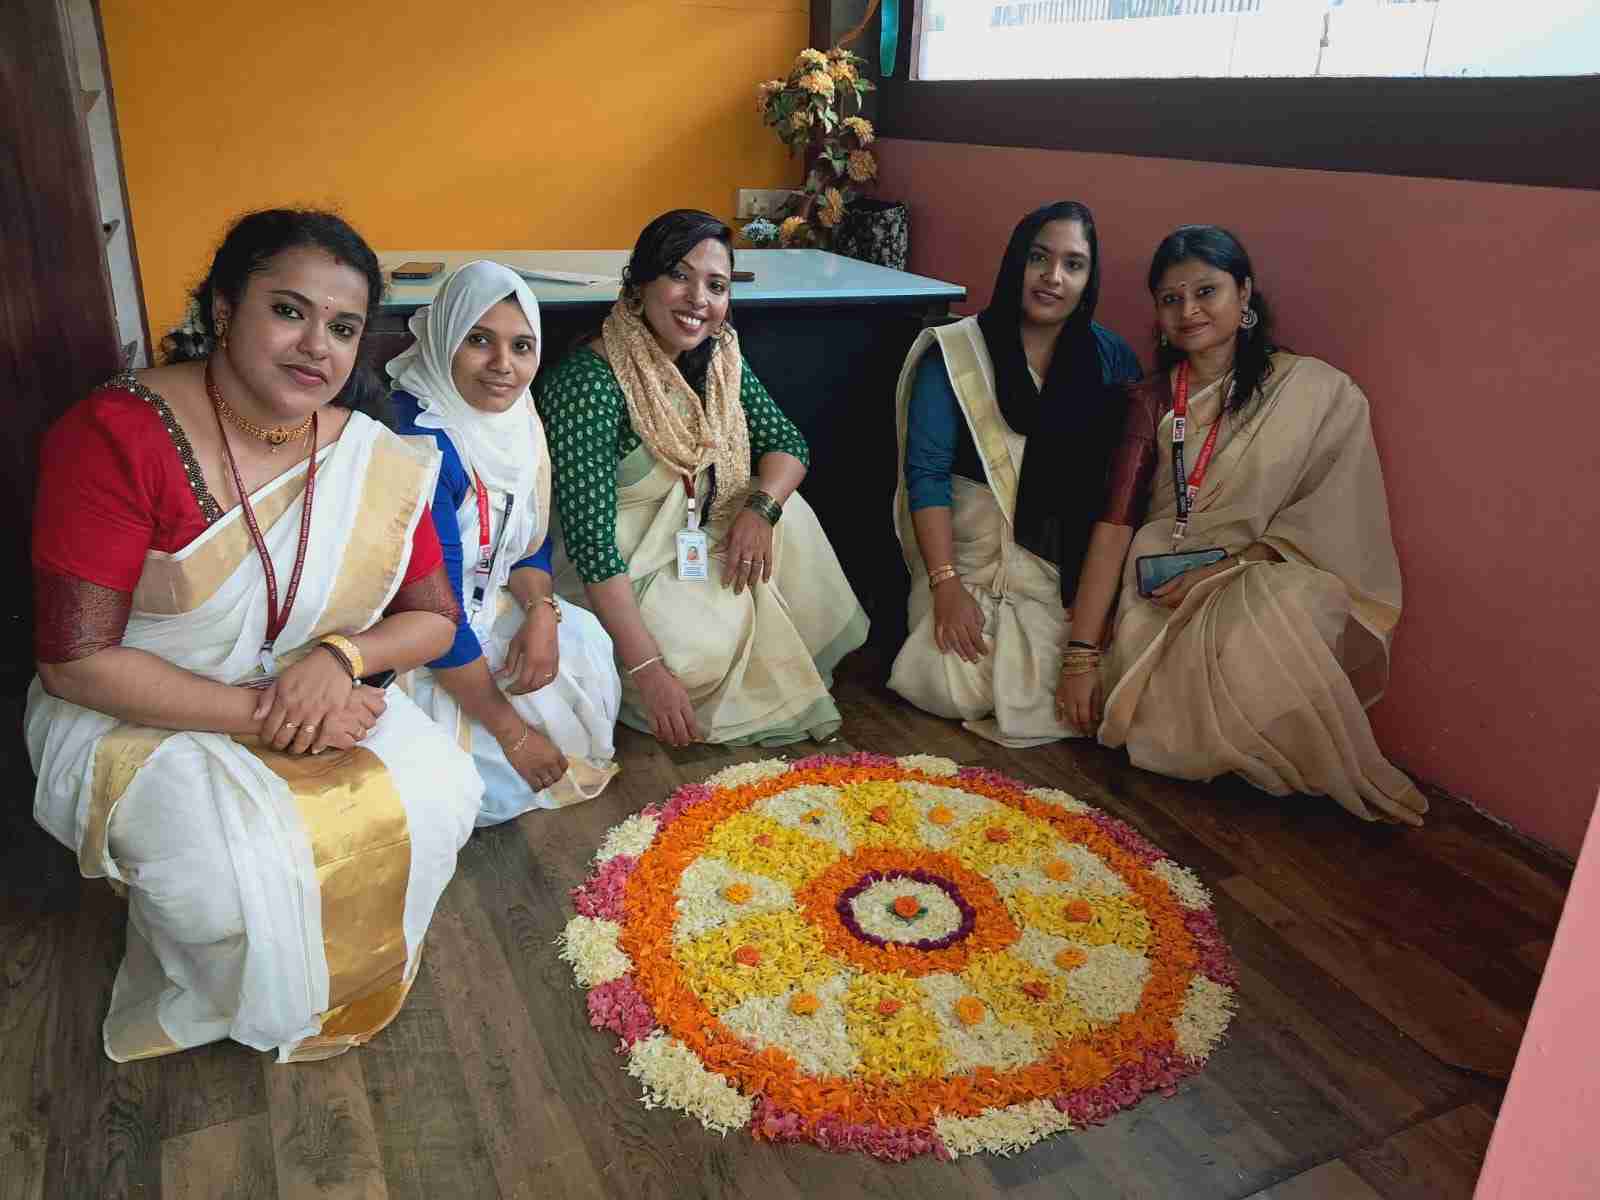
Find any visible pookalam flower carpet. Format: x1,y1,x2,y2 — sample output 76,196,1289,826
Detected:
559,753,1236,1161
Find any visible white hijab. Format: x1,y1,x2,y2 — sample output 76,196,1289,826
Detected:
386,261,552,581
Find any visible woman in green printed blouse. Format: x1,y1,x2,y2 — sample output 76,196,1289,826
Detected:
536,210,868,747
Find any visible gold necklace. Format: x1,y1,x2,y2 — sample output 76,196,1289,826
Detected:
205,361,313,452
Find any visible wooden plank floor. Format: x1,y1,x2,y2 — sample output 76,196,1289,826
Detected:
0,654,1572,1200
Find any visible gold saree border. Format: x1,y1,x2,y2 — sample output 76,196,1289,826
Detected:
933,322,1020,519
85,726,175,875
284,973,416,1062
244,741,413,1010
310,435,436,640
131,469,309,617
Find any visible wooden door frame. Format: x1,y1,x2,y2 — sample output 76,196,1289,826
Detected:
0,0,124,692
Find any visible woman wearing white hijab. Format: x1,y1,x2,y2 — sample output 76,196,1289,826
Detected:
390,261,620,823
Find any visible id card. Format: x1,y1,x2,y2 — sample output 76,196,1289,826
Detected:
676,528,709,580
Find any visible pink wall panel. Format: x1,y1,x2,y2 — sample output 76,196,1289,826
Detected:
878,138,1600,855
1476,792,1600,1198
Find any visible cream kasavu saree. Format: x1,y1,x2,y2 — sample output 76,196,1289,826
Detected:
889,318,1080,746
26,413,482,1061
552,442,868,747
1100,354,1426,825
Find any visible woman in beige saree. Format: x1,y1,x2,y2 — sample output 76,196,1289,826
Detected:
537,210,867,747
27,211,481,1061
1055,225,1426,824
890,202,1141,745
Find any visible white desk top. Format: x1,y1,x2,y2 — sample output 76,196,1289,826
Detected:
377,249,965,312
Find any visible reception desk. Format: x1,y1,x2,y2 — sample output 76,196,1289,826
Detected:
368,250,967,646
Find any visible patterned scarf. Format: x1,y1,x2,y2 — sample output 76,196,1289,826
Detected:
602,298,750,524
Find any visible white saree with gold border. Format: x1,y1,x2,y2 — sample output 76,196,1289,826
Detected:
26,413,481,1062
1100,354,1427,825
888,318,1081,747
404,422,622,819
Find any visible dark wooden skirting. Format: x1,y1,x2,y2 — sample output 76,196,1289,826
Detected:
0,653,1571,1198
866,0,1600,191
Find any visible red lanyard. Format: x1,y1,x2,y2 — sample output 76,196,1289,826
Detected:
1169,360,1223,549
471,473,514,611
210,381,318,670
683,474,700,531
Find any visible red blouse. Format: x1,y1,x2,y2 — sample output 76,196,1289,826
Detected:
33,378,446,662
1099,377,1172,529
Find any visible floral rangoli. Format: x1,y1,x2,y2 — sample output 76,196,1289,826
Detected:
559,753,1236,1160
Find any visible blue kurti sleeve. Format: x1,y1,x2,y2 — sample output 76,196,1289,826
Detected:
905,347,958,511
510,531,553,575
392,392,483,669
1093,324,1144,386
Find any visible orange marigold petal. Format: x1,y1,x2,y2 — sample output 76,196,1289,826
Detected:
722,883,753,904
1044,858,1074,881
1021,980,1050,1001
1064,899,1094,922
955,996,986,1026
877,998,903,1016
733,945,762,967
985,826,1012,843
1054,947,1088,971
892,895,922,918
928,805,955,826
789,992,821,1016
869,805,892,825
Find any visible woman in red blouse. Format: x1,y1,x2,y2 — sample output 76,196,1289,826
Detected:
26,209,483,1062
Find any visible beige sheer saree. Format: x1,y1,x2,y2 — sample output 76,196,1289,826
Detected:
889,319,1079,747
1100,353,1426,824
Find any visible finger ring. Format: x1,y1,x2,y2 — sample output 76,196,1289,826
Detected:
281,722,299,731
740,558,753,565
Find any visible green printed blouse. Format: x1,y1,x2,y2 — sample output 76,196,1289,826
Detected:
535,347,810,584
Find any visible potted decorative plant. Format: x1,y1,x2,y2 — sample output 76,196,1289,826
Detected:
756,48,878,251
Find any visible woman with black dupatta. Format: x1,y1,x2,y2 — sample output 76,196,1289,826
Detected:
889,201,1142,744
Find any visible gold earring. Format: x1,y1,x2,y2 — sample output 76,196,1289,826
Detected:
215,318,229,350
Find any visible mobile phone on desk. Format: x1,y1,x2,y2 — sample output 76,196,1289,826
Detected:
391,261,444,281
1135,548,1227,598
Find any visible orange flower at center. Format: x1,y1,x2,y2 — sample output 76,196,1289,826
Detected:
1021,980,1051,1001
869,805,892,825
1044,858,1075,882
927,805,956,826
1054,947,1088,971
892,894,922,919
1064,899,1095,923
733,945,762,967
877,998,903,1017
789,992,821,1016
722,883,754,905
985,826,1012,844
955,996,987,1026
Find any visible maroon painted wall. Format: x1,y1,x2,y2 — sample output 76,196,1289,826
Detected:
878,138,1600,856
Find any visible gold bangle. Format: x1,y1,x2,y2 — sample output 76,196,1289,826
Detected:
526,594,563,623
927,564,958,589
319,634,365,680
504,724,531,755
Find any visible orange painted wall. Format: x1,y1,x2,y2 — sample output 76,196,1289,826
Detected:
878,138,1600,856
100,0,807,339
